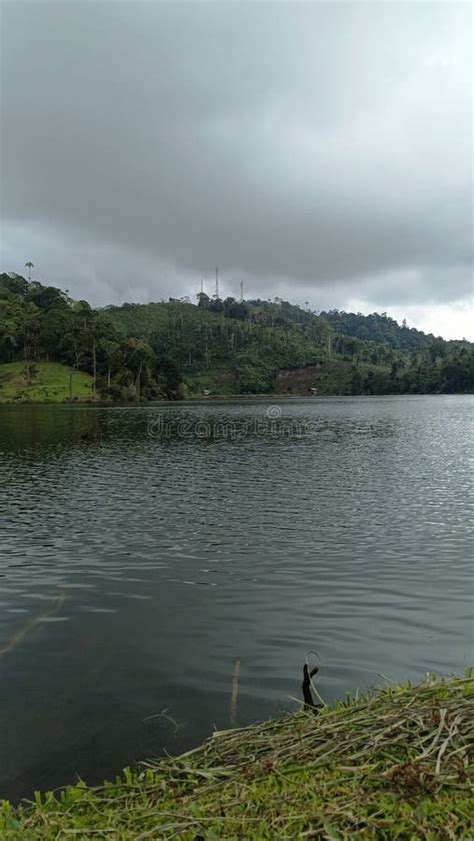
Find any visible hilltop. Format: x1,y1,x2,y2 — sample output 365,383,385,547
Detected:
0,272,472,402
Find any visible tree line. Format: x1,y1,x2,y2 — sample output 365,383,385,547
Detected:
1,272,472,398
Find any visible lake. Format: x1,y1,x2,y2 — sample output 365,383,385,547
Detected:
0,395,472,802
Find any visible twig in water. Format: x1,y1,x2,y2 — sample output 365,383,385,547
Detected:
230,659,241,725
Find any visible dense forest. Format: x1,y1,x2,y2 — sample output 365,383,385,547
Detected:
0,272,472,400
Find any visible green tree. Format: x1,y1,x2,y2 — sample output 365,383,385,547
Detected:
24,261,34,282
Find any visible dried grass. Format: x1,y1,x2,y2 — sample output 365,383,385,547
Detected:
2,672,473,840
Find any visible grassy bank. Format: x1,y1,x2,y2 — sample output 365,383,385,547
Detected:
1,674,472,839
0,362,96,403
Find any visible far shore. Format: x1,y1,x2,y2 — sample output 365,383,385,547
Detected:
1,391,472,407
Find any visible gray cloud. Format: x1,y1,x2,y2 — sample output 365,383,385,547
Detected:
1,1,472,332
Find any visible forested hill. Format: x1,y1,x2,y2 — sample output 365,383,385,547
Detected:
110,294,437,352
322,309,436,352
0,272,473,401
109,295,469,354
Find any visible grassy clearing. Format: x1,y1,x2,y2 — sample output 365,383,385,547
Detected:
1,674,472,840
182,366,236,397
0,361,95,403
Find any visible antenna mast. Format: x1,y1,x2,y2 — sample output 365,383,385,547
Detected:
215,266,219,299
240,280,244,301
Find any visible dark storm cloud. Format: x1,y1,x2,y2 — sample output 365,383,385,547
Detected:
1,1,472,320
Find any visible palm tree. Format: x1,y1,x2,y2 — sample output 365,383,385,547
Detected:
25,261,34,281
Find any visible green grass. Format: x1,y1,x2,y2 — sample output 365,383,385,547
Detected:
1,674,472,839
0,362,96,403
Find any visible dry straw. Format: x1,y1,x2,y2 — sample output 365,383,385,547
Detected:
2,672,473,840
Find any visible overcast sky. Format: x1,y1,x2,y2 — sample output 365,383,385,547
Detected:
1,1,472,339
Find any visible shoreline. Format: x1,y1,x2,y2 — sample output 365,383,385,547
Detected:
1,391,473,407
1,673,472,839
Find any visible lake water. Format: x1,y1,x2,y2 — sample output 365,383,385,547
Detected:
0,396,472,802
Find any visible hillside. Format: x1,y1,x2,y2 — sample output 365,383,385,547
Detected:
0,361,95,403
104,295,474,396
321,309,435,351
107,295,438,353
1,272,473,401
